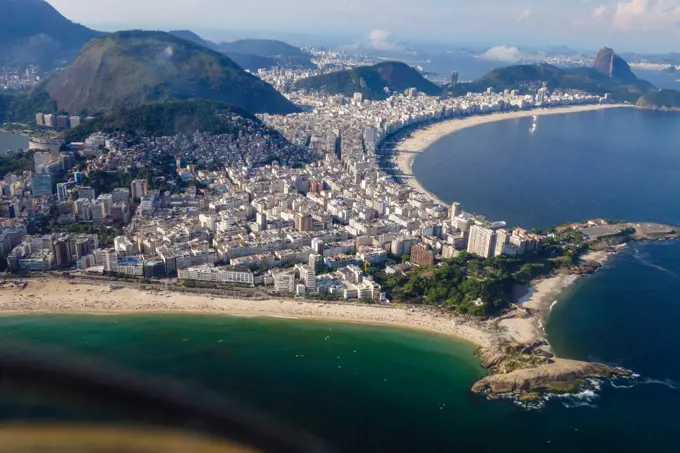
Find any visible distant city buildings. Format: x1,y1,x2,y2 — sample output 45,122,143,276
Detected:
451,71,459,85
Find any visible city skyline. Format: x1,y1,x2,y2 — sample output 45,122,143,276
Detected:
45,0,680,53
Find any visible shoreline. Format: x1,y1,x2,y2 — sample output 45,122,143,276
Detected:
390,104,633,205
498,247,616,347
0,278,494,349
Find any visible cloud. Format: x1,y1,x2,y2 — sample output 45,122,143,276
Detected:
482,45,523,62
592,5,608,18
613,0,680,30
517,8,532,22
366,30,401,51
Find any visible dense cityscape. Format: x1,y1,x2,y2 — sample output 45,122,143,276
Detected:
0,55,613,312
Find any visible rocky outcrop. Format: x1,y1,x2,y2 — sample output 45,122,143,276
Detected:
471,358,629,394
592,47,639,84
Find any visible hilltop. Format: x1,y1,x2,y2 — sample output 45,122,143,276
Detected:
216,39,316,70
63,99,277,141
0,0,102,69
28,30,298,116
168,30,218,50
592,47,641,84
293,61,442,100
168,31,278,72
447,48,655,103
637,89,680,110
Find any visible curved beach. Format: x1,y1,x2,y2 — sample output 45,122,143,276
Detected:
0,278,493,348
393,103,633,205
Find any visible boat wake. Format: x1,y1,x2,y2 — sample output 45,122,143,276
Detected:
611,376,680,391
629,250,680,279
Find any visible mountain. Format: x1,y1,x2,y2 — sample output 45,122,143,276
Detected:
447,49,656,103
169,30,278,71
223,52,277,72
33,30,298,116
216,39,316,70
63,99,272,140
217,39,308,58
293,61,443,100
0,0,102,69
637,89,680,110
168,30,218,51
592,47,642,85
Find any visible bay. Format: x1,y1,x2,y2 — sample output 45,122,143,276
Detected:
1,312,680,452
413,108,680,230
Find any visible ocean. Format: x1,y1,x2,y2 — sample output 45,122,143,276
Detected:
412,107,680,229
0,131,29,154
3,108,680,451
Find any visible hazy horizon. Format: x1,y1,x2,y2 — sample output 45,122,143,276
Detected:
44,0,680,54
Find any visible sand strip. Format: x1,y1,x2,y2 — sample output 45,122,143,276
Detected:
0,278,493,348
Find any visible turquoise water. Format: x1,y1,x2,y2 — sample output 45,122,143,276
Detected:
2,309,680,452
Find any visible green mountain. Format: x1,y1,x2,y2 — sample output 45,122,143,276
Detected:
637,89,680,110
63,99,273,140
0,89,57,124
293,61,443,100
168,31,277,72
447,49,656,103
32,30,298,116
0,0,102,69
223,52,277,72
217,39,308,58
216,39,316,70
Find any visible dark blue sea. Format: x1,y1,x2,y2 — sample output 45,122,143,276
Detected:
413,108,680,229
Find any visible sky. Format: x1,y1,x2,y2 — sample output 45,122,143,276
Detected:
46,0,680,53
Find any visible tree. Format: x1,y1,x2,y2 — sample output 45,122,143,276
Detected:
401,254,410,263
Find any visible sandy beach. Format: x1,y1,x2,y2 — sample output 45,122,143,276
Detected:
392,104,633,204
0,278,493,348
498,248,616,345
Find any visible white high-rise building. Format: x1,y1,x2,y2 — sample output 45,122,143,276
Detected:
536,87,548,106
450,202,462,222
494,229,510,257
467,225,496,258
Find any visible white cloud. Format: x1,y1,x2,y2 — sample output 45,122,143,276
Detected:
366,30,401,51
482,45,523,62
613,0,680,30
592,5,608,18
517,8,532,22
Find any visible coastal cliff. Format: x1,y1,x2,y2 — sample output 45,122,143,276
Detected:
471,342,629,398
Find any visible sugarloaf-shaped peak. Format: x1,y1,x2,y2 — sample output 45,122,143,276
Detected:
592,47,638,84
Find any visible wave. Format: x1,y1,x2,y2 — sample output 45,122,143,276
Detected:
608,372,679,391
639,378,680,391
549,300,558,312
